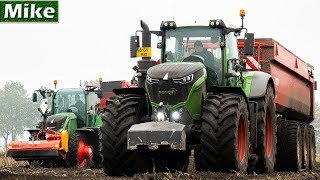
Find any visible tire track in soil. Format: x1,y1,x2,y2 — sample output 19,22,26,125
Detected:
1,158,320,180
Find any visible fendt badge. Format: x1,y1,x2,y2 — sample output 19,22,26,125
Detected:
158,88,177,96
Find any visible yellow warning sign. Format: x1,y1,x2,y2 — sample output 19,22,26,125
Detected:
136,47,152,57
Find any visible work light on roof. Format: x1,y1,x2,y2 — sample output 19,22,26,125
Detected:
209,19,226,28
160,21,176,30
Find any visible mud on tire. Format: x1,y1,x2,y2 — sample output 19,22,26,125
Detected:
195,94,249,173
100,94,148,176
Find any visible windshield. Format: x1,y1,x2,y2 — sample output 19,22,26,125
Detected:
53,88,86,119
164,27,223,84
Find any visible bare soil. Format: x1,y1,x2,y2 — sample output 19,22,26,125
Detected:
1,156,320,180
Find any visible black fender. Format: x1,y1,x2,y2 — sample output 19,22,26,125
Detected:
25,129,41,135
75,127,100,146
209,86,248,104
249,71,275,99
113,87,146,96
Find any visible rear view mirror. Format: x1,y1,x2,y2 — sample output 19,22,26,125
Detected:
130,36,140,58
32,92,37,102
96,89,103,98
244,33,254,56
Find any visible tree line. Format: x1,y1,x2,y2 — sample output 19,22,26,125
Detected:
0,81,40,149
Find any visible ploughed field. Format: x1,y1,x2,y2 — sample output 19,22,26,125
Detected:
1,155,319,180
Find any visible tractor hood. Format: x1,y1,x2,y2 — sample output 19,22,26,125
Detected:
147,62,204,79
146,62,205,106
45,114,68,131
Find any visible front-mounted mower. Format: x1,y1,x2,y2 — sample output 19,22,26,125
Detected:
6,82,104,168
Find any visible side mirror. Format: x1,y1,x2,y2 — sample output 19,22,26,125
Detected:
130,36,140,58
32,92,37,102
244,33,254,56
96,89,103,98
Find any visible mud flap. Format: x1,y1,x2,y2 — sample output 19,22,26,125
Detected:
127,122,186,150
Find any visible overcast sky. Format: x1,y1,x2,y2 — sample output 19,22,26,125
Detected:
0,0,319,99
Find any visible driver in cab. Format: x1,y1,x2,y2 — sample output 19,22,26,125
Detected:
192,40,215,68
190,40,218,86
73,94,85,127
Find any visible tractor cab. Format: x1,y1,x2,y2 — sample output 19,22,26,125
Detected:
162,26,223,87
52,87,101,129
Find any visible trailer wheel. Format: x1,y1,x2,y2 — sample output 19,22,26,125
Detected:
308,125,316,170
195,94,249,173
100,94,148,176
253,84,277,173
276,121,302,171
68,132,93,167
301,124,309,169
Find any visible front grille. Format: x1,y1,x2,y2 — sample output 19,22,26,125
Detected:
147,79,191,105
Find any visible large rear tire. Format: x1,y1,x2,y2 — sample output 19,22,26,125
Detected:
253,84,277,173
195,94,249,173
100,94,148,176
308,125,316,170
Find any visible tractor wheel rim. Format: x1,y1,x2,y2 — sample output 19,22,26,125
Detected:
238,115,246,163
77,139,91,167
265,108,272,157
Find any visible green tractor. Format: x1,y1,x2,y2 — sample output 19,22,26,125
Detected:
100,10,277,175
7,85,104,168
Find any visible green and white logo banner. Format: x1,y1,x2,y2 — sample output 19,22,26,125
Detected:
0,0,58,22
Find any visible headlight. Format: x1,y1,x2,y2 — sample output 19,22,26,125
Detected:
156,111,165,121
171,111,180,121
146,75,159,84
173,74,194,84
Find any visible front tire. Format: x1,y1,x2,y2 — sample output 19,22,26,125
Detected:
68,132,93,167
195,94,249,173
100,94,148,176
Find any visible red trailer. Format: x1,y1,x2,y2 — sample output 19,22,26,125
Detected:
238,38,316,124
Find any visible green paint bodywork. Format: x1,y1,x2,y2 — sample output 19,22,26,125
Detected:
240,71,255,98
149,26,255,122
149,63,207,120
48,88,102,139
